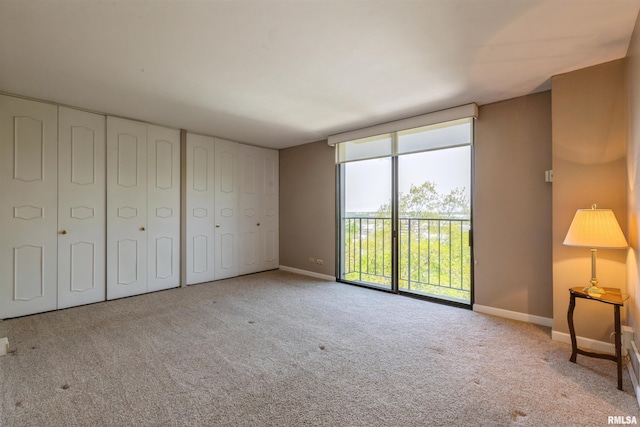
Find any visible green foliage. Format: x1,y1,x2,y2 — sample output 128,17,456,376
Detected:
376,181,470,219
344,180,471,302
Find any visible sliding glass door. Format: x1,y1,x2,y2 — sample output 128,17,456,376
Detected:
397,146,471,303
342,157,393,289
338,118,473,306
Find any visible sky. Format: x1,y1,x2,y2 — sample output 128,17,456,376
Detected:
344,145,471,213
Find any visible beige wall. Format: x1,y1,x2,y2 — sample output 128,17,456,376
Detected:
552,59,628,341
627,12,640,339
279,140,336,276
279,94,556,320
474,92,553,318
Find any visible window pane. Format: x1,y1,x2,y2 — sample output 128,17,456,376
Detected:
341,158,392,289
397,146,471,303
397,118,471,155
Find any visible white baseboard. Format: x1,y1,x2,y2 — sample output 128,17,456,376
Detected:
278,265,335,281
551,330,616,355
623,327,640,407
629,363,640,407
473,304,553,327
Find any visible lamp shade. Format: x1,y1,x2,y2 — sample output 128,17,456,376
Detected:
563,207,628,248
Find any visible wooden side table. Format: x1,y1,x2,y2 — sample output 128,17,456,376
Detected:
567,287,628,390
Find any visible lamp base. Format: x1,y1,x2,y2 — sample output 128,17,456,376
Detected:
584,285,607,297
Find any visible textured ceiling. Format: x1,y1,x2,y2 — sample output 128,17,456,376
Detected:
1,0,639,149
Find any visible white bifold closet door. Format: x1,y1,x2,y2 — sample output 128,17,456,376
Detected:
57,107,106,309
185,133,216,285
146,125,180,292
0,96,59,318
259,147,279,272
185,135,240,284
107,118,147,299
214,138,239,280
0,97,107,318
107,117,180,300
239,145,279,275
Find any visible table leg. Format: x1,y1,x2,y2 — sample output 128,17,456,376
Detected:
615,305,622,391
568,293,578,363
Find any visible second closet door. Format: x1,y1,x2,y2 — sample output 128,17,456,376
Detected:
185,133,216,285
214,138,239,280
107,118,180,299
239,145,279,275
147,125,180,292
58,107,106,309
107,118,148,299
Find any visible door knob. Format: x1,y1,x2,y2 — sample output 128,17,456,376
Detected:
60,230,67,235
216,224,220,228
140,226,146,231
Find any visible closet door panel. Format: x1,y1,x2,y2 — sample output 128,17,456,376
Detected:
238,145,279,275
107,117,147,300
186,133,216,284
57,107,106,309
239,144,262,275
147,125,180,292
0,95,58,319
260,149,279,271
214,138,239,280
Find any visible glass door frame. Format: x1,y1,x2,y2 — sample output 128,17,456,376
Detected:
335,134,474,309
335,158,396,293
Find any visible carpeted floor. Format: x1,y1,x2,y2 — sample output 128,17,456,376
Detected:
0,270,638,426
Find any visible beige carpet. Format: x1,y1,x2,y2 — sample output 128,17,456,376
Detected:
0,270,637,426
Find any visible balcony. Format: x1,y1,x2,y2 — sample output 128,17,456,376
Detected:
342,216,471,303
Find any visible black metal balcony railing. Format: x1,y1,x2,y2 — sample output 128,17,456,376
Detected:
342,216,471,302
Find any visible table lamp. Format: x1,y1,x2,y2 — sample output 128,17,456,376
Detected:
563,205,628,296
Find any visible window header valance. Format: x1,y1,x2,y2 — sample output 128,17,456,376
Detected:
327,103,478,146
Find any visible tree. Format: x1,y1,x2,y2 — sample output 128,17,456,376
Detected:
440,186,469,218
376,181,469,218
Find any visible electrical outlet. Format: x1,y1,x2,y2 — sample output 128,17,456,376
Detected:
316,259,323,265
308,257,315,263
